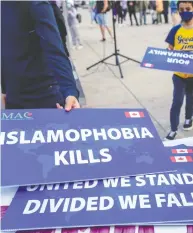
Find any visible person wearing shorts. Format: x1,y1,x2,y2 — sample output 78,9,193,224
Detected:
96,12,107,26
95,0,113,41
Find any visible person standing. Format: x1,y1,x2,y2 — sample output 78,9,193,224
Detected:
156,0,163,23
95,0,113,41
121,0,128,22
1,1,80,110
149,0,158,24
139,1,148,25
115,1,124,26
165,0,193,140
127,0,139,26
67,1,83,49
89,0,96,25
163,0,169,23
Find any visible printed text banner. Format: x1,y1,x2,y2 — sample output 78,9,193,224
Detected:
1,108,173,187
141,47,193,74
2,172,193,231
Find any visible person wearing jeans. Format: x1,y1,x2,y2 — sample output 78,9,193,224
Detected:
163,0,169,23
170,74,193,133
165,0,193,140
121,0,128,22
156,0,163,24
139,1,148,25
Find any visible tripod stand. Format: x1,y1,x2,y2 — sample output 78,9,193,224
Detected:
86,5,140,79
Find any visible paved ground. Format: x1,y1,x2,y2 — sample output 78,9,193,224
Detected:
70,9,193,140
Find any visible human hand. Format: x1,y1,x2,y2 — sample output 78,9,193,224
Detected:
56,96,80,111
1,94,6,107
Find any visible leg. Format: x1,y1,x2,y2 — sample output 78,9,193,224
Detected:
157,13,159,23
91,11,95,24
96,14,106,40
157,13,161,23
117,10,121,24
105,25,113,38
144,11,147,24
160,12,162,23
69,25,76,46
120,10,124,24
151,10,154,24
118,15,120,24
123,9,127,21
139,11,143,25
185,79,193,120
118,10,122,24
103,14,113,38
170,75,185,132
165,12,169,23
100,25,106,40
163,11,168,23
73,24,82,45
133,11,139,25
129,11,133,25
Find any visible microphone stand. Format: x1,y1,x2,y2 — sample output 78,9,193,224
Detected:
86,1,140,79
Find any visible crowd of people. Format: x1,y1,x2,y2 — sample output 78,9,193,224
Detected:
88,0,181,27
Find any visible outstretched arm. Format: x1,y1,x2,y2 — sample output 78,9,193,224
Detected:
29,1,79,106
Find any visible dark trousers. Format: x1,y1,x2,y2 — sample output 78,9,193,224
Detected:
122,9,127,21
163,11,169,23
140,10,147,25
117,9,123,24
128,10,139,25
170,75,193,131
6,85,64,109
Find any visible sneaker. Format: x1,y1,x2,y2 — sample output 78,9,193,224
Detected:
165,131,177,140
183,119,193,131
77,45,83,50
100,38,106,42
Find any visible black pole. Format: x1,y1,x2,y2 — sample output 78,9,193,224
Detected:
112,7,118,64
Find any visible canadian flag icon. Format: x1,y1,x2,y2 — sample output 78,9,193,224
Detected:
143,63,154,68
170,156,193,163
125,111,145,118
172,149,193,154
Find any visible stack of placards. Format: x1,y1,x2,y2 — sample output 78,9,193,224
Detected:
1,109,193,232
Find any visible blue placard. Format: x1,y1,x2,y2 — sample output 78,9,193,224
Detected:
1,108,175,187
2,171,193,231
141,47,193,74
165,146,193,173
